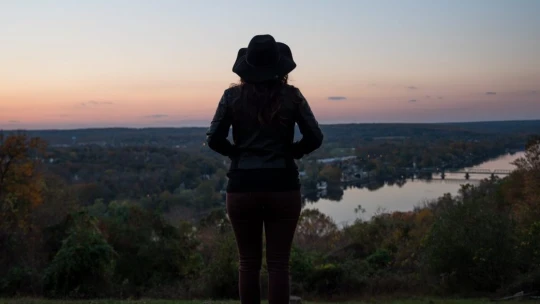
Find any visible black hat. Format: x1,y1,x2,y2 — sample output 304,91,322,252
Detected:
232,34,296,83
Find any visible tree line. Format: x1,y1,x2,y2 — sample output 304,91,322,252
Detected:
1,132,539,300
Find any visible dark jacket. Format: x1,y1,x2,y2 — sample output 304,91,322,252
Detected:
206,85,323,171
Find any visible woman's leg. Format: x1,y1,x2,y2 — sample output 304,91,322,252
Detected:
262,190,302,304
226,192,264,304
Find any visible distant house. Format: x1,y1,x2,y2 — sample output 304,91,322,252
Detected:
317,156,357,164
317,181,327,190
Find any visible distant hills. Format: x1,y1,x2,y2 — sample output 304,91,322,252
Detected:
3,120,539,148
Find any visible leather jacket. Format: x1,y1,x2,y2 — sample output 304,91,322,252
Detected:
206,85,323,170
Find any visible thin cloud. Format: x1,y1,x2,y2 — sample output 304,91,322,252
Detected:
407,86,418,90
425,95,431,98
328,96,347,101
438,96,443,99
144,114,169,119
485,92,497,95
7,120,20,123
80,100,115,106
408,99,417,103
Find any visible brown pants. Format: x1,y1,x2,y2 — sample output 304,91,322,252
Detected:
226,190,302,304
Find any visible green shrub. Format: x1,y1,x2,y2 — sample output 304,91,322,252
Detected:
290,246,315,293
501,268,540,295
198,233,239,299
517,221,540,271
339,258,370,294
307,263,344,297
103,202,201,295
0,266,35,296
43,212,116,298
365,272,421,295
366,248,392,270
424,187,516,292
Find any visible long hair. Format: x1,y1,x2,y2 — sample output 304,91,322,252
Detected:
230,75,290,126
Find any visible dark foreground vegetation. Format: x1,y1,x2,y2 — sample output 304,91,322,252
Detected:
2,299,539,304
1,122,540,301
1,299,534,304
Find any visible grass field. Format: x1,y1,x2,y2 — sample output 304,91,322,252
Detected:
0,299,536,304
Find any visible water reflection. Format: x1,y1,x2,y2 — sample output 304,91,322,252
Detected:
303,175,437,204
304,152,523,225
326,186,344,201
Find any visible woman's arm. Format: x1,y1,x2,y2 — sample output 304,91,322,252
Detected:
292,89,324,159
206,91,236,156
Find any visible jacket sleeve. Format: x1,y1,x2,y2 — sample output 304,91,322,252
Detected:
206,91,236,157
292,89,324,159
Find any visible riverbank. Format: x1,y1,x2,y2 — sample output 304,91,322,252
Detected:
301,147,524,200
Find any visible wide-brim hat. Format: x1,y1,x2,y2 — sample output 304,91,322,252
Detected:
232,34,296,83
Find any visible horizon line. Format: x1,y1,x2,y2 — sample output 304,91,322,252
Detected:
1,118,539,132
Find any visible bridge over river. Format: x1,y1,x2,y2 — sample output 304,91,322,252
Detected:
402,167,513,180
413,168,513,175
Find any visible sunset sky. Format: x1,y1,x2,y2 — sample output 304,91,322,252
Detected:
1,0,539,130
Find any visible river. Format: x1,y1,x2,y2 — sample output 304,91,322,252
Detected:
306,152,525,226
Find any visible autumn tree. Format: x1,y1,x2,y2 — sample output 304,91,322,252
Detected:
513,135,540,172
506,136,540,226
0,132,48,294
294,209,341,253
0,132,47,231
509,135,540,271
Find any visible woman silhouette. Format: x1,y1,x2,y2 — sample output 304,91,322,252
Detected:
206,34,323,304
